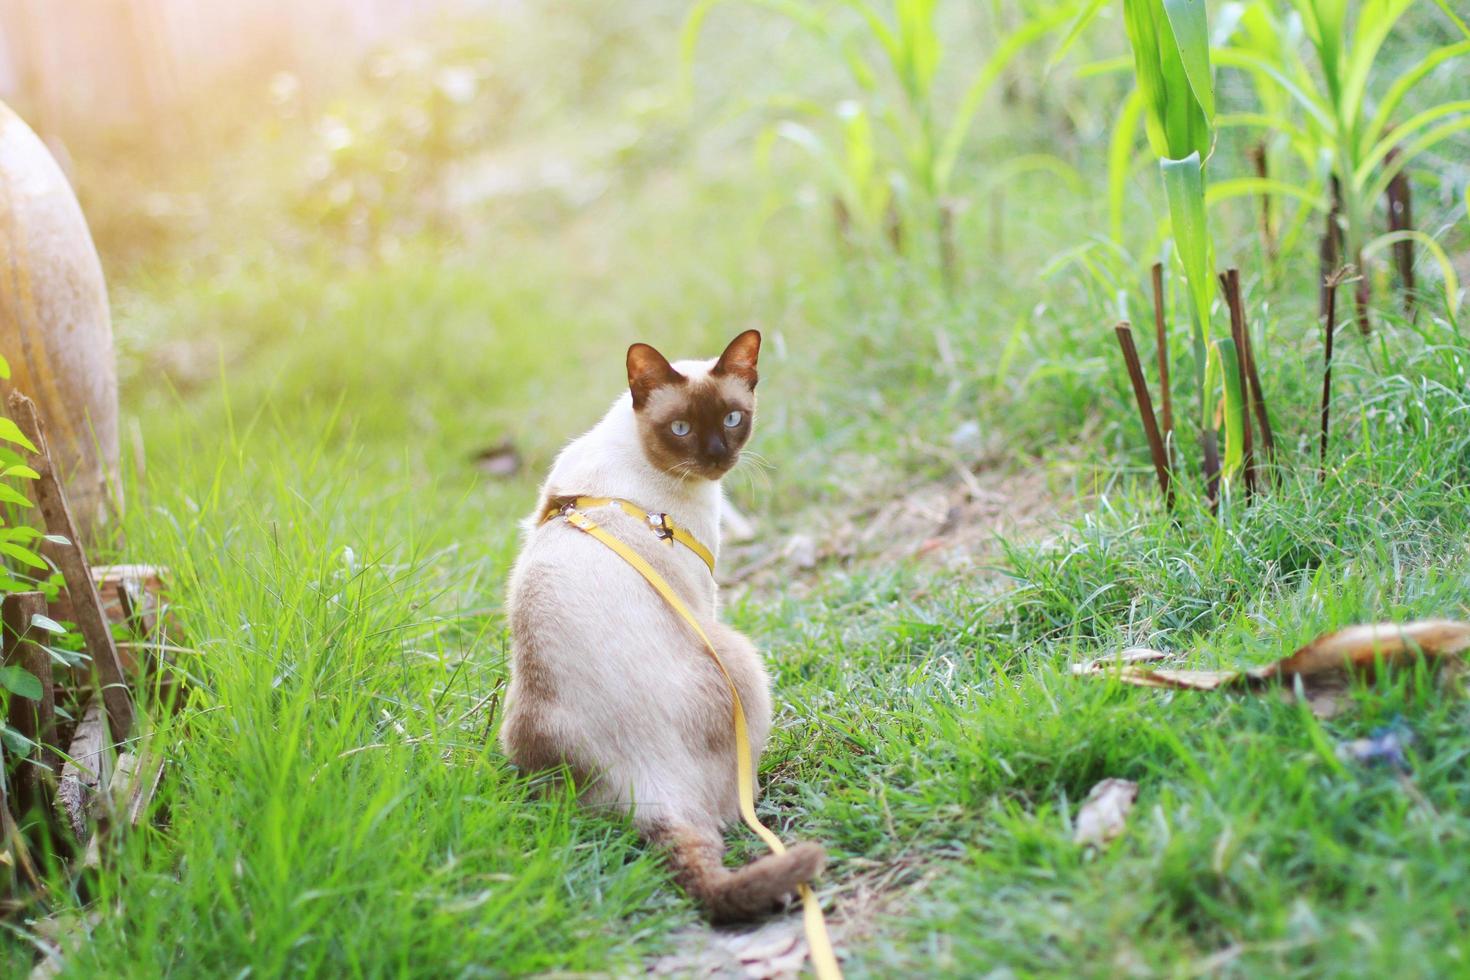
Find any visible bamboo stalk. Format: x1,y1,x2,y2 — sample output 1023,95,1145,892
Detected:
1219,271,1256,495
938,201,957,292
1150,262,1173,455
1225,268,1277,479
832,195,853,253
1112,322,1173,509
1320,269,1343,478
884,197,903,254
1201,430,1221,512
1250,143,1276,261
1319,176,1342,322
1385,146,1415,317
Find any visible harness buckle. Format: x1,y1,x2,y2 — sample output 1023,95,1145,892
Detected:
647,512,675,541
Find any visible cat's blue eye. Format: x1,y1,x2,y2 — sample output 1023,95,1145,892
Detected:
723,411,743,428
671,420,691,436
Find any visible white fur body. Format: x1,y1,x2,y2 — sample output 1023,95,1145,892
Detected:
500,358,772,833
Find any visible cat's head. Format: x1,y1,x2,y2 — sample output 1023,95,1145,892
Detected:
626,330,760,481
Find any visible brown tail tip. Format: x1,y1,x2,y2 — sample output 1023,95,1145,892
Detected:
708,842,827,924
657,825,827,923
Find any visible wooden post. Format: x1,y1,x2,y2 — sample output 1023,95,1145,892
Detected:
1150,263,1173,454
7,392,134,739
1113,323,1173,509
4,592,56,813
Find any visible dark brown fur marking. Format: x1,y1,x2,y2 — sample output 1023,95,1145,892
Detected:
627,332,760,480
648,821,826,923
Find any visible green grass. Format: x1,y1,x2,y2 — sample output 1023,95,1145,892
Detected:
5,1,1470,975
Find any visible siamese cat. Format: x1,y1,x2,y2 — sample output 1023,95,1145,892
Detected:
500,330,825,921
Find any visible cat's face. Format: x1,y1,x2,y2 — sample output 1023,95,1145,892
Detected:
626,330,760,482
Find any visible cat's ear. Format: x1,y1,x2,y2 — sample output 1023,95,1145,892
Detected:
627,342,685,409
712,329,760,389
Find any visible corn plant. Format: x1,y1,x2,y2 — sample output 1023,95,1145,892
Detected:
1216,0,1470,326
683,0,1088,283
1121,0,1252,497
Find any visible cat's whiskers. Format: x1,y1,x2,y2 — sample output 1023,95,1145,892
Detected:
739,449,776,473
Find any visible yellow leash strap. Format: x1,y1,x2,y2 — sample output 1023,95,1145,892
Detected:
542,496,716,576
556,505,842,980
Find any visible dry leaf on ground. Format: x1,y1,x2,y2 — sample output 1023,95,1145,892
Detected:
1072,621,1470,715
1074,778,1139,847
470,440,522,477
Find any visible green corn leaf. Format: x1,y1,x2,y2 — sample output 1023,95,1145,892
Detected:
936,2,1078,192
1124,0,1211,159
680,0,834,102
1,465,39,480
1362,230,1462,317
1047,0,1110,70
1161,0,1215,120
1358,100,1470,188
1291,0,1347,104
0,664,42,701
838,0,902,77
895,0,941,98
1205,176,1326,210
1211,48,1333,131
1341,0,1416,136
1125,0,1170,157
1362,40,1470,158
1108,88,1147,242
1215,337,1245,480
1160,153,1213,398
1365,115,1470,204
1433,0,1470,39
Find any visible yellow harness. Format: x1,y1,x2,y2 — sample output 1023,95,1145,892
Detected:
542,496,842,980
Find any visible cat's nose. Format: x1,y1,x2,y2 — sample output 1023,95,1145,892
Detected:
703,434,727,460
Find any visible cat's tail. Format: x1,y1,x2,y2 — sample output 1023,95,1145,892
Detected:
648,822,826,923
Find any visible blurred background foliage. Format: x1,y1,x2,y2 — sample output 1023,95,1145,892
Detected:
0,0,1461,549
0,1,1467,973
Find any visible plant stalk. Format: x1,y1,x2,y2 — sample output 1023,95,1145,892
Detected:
1113,322,1173,509
1385,146,1415,318
1250,142,1276,262
1220,271,1256,496
1150,262,1173,458
1225,268,1276,479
